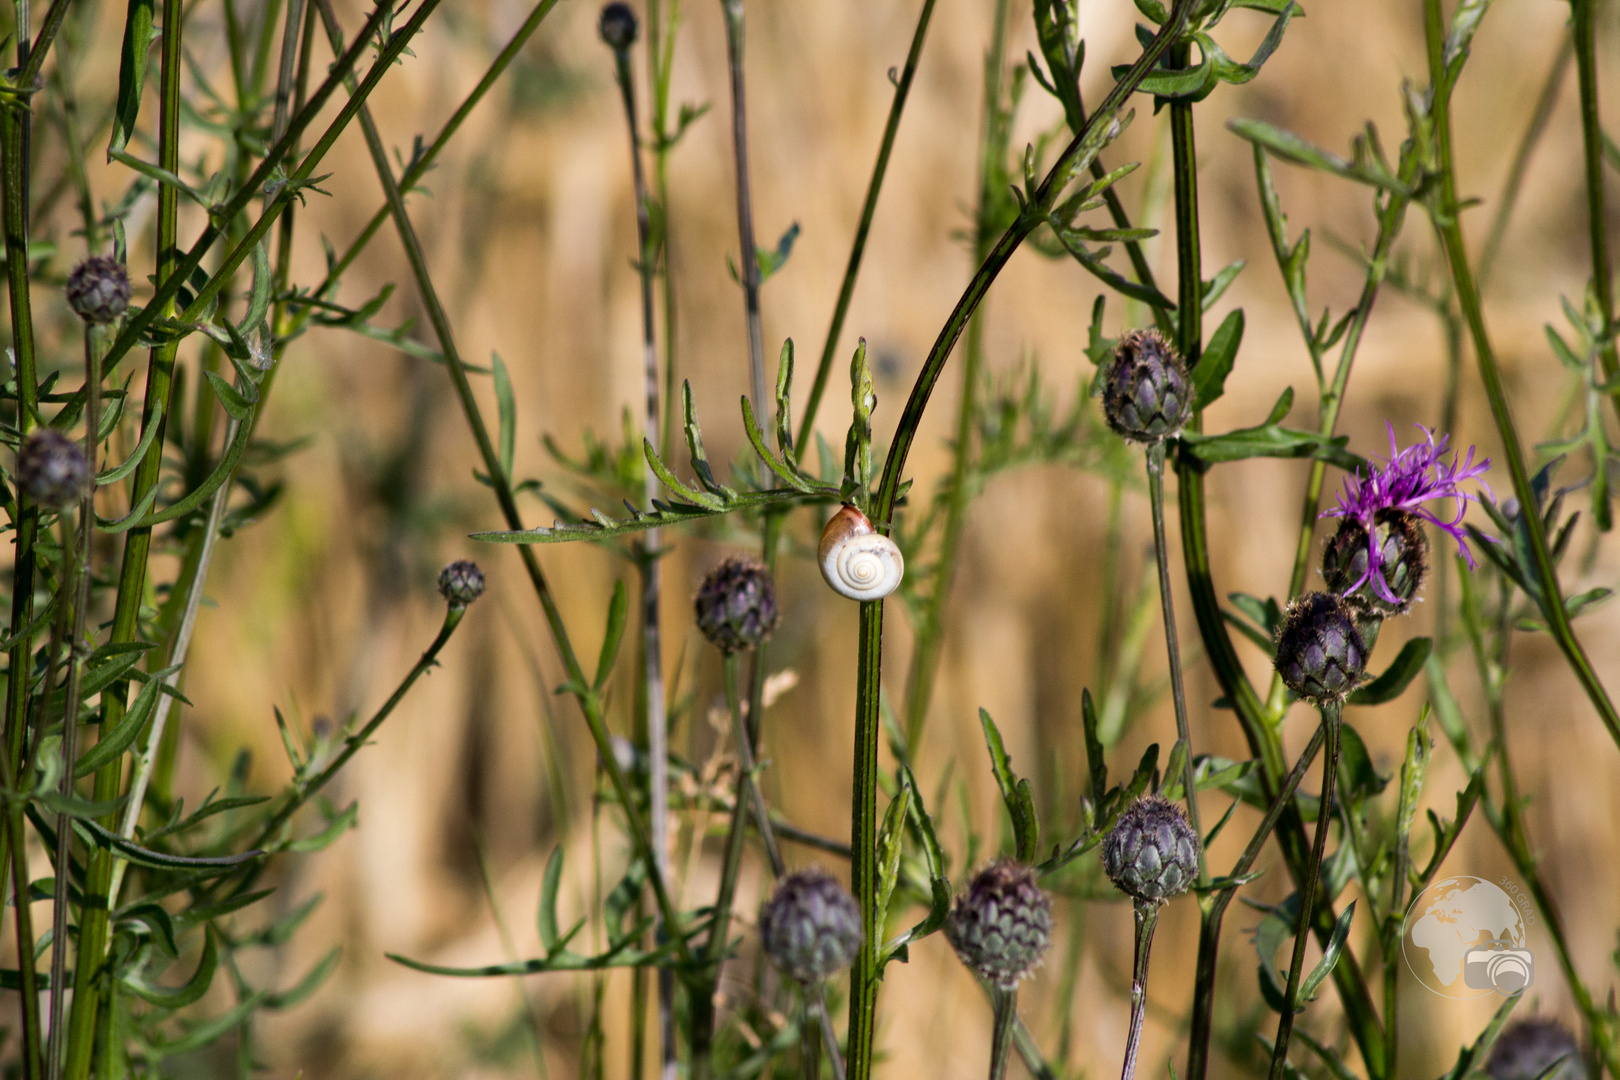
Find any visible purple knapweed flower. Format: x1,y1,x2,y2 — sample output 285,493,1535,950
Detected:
1321,424,1492,607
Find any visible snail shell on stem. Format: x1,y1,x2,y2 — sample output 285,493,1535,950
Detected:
818,505,904,601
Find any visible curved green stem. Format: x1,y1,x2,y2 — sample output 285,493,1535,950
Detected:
796,0,938,449
1423,0,1620,750
1571,0,1620,405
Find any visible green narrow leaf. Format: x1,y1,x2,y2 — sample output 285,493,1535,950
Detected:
203,369,253,421
123,929,218,1007
284,800,358,853
1082,689,1107,807
844,339,875,498
75,663,180,777
111,0,159,156
774,338,796,459
1296,900,1355,1006
538,846,565,954
264,945,341,1009
1348,637,1432,705
96,399,165,486
1194,308,1244,409
593,581,629,690
493,353,516,480
873,786,911,937
757,221,801,282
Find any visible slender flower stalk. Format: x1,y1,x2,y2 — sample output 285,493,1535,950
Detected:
1266,700,1342,1080
719,0,768,440
602,14,677,1075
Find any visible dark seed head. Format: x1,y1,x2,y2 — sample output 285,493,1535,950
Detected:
945,861,1052,990
694,557,778,654
598,2,638,50
1102,329,1193,443
1484,1019,1586,1080
1322,509,1429,617
1102,796,1200,905
437,560,486,608
16,428,91,510
758,869,862,984
1274,592,1367,703
65,256,131,326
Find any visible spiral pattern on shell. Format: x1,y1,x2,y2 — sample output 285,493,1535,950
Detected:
818,505,904,601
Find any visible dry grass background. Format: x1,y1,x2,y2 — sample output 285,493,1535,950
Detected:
21,0,1620,1075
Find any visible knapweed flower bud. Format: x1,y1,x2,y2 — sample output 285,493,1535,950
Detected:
758,869,862,984
598,2,638,49
1102,329,1192,443
437,559,485,607
1274,592,1366,702
65,256,131,326
694,556,778,654
1102,796,1200,905
1322,509,1429,617
945,861,1052,990
16,428,92,509
1484,1019,1585,1080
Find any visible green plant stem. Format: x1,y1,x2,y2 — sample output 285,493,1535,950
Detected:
1265,151,1411,716
1422,0,1620,750
847,11,1194,1078
988,986,1017,1080
248,607,464,850
1186,722,1326,1080
900,0,1008,755
719,0,768,440
45,329,100,1080
1266,699,1341,1080
610,36,677,1080
64,0,186,1059
3,759,41,1080
801,988,824,1080
1478,38,1572,289
693,652,756,1080
646,0,680,462
1120,901,1161,1080
1453,566,1620,1079
1571,0,1620,402
92,0,409,378
1145,441,1202,875
795,0,938,447
0,96,40,915
314,0,692,977
1171,52,1386,1076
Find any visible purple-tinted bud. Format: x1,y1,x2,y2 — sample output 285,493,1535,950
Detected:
1274,592,1367,703
1102,329,1192,443
598,2,638,49
694,557,778,654
1485,1019,1585,1080
945,861,1052,989
1102,796,1200,904
1323,509,1429,617
759,869,862,984
17,428,92,510
65,256,131,326
437,559,486,607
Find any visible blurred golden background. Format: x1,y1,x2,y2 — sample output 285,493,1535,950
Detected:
26,0,1620,1075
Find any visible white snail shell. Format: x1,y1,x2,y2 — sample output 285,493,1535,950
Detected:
818,505,905,601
